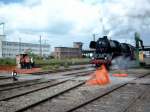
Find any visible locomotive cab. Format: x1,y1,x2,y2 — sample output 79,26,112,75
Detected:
89,41,96,49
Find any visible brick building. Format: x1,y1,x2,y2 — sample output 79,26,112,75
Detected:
54,42,83,59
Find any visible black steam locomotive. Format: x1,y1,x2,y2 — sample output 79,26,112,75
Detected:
90,36,135,68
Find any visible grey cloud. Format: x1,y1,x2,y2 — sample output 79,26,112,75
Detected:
1,0,150,49
0,0,24,4
9,20,74,36
49,21,73,35
94,0,150,45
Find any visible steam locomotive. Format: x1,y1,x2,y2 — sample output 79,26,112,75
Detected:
90,36,135,68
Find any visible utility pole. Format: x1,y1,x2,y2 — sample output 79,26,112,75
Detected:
19,38,21,54
39,35,42,57
0,22,5,58
93,34,95,41
46,39,51,53
0,22,5,41
2,23,4,35
0,22,4,35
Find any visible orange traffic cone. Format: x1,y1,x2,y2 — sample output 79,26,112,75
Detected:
112,69,128,77
96,65,110,85
86,79,98,85
86,73,98,85
112,73,128,77
86,64,110,86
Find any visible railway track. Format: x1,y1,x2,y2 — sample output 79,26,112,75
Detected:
23,72,150,112
0,70,93,112
0,70,149,112
0,80,85,112
31,65,93,75
0,70,94,111
0,77,12,80
0,79,45,92
0,79,41,90
126,85,150,112
73,84,149,112
0,78,15,84
0,79,69,101
0,69,93,92
69,73,150,112
23,82,127,112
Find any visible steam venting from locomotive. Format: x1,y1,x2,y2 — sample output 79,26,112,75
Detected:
111,56,137,70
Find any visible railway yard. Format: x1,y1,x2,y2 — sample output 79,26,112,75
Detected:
1,1,150,112
0,64,150,112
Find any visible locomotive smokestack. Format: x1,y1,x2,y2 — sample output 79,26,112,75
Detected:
93,34,96,41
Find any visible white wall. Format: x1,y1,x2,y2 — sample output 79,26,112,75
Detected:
1,41,50,58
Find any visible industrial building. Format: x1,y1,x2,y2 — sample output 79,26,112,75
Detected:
0,35,50,58
54,42,83,59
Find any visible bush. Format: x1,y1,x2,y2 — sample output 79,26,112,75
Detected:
63,62,69,68
36,58,90,65
39,58,90,71
0,58,16,66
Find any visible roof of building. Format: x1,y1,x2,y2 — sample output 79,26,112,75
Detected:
2,41,50,47
55,47,79,49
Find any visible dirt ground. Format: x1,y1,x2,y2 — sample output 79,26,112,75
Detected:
0,66,41,74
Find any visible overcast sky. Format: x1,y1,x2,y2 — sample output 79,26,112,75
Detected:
0,0,150,51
